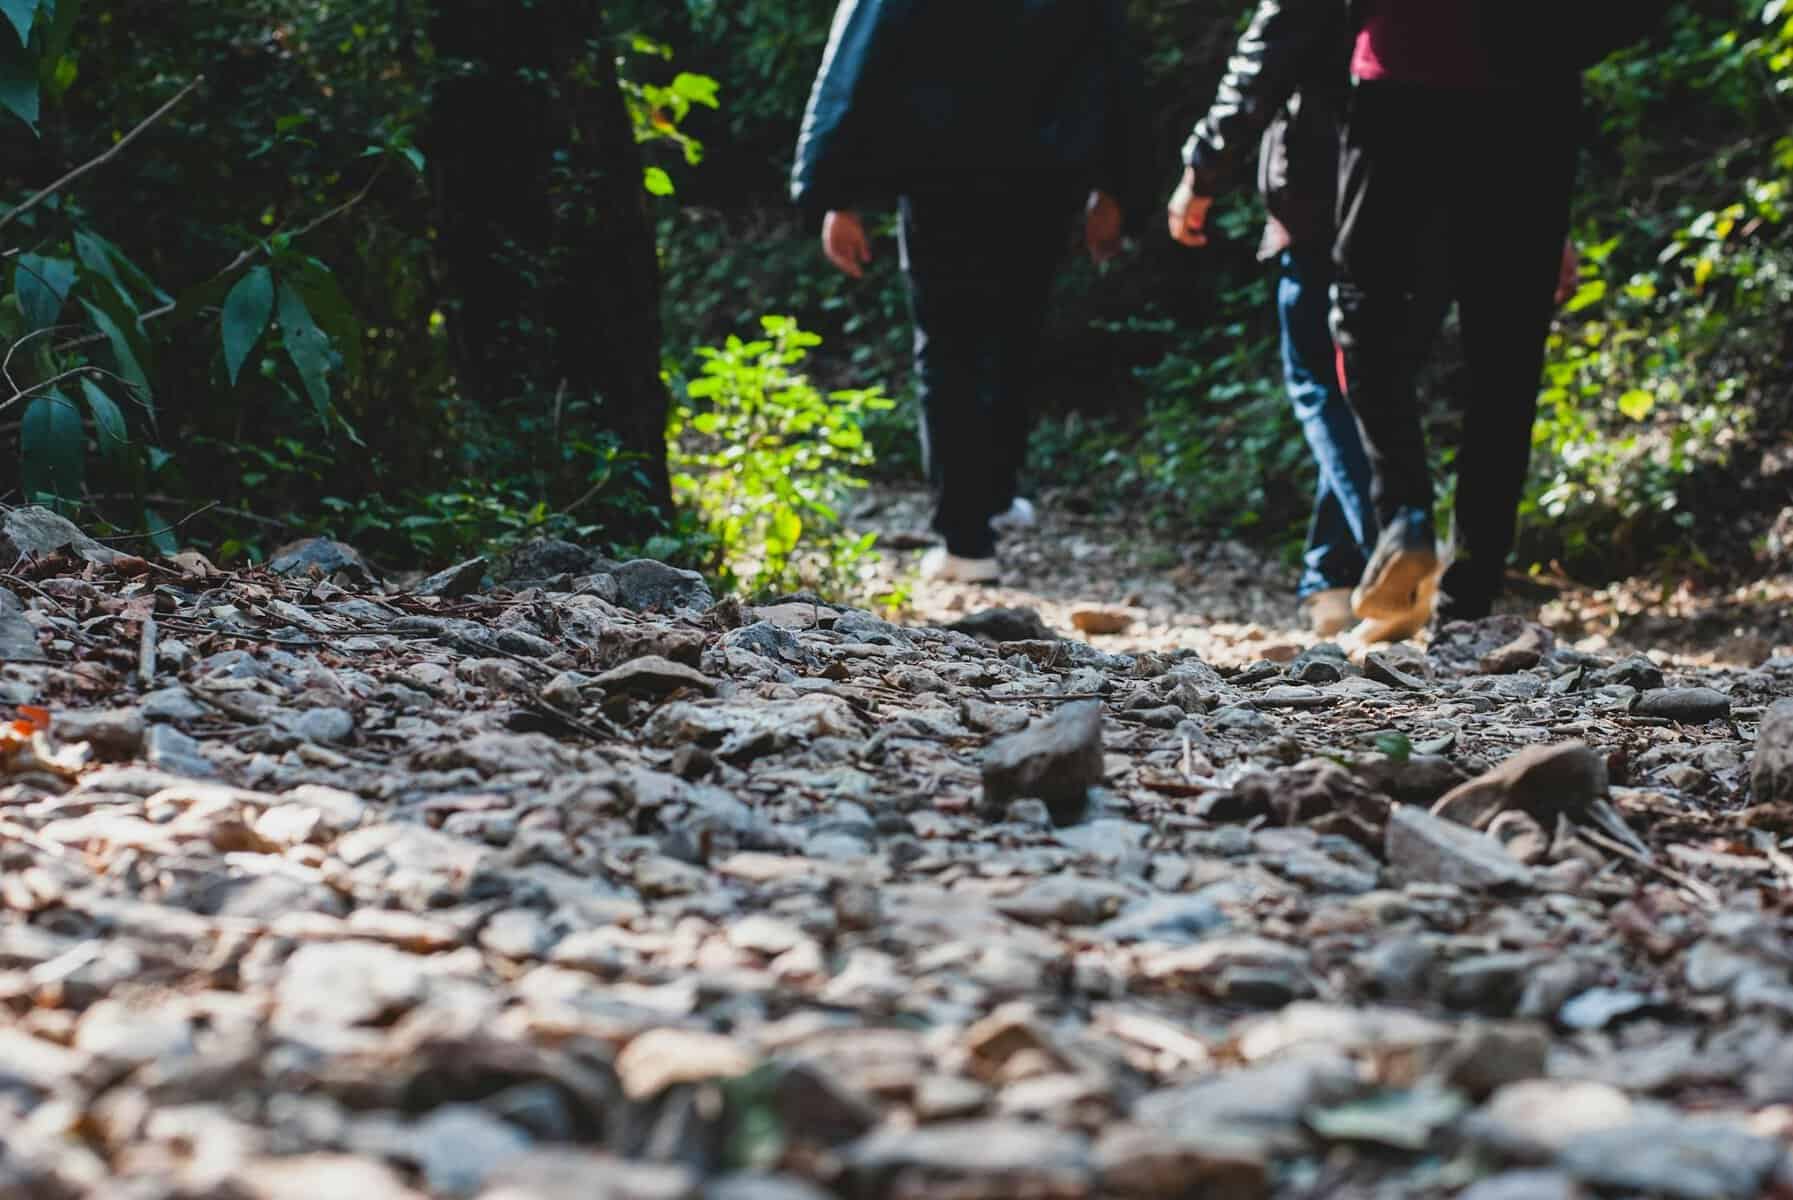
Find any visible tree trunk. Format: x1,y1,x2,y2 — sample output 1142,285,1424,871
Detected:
425,0,672,539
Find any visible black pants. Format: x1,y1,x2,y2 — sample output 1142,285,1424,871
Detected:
1331,80,1580,611
900,181,1080,559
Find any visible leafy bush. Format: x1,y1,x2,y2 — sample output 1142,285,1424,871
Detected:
668,315,889,594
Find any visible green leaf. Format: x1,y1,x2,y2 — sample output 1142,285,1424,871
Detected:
80,375,127,466
75,229,168,305
643,166,674,196
221,266,274,385
40,0,81,88
0,0,38,46
14,253,74,329
0,16,38,131
1373,732,1412,763
671,72,720,108
20,390,82,503
277,281,331,421
287,257,361,379
1617,389,1656,421
77,293,152,397
1563,280,1607,314
143,507,178,557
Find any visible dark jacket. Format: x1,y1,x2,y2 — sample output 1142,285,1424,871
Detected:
790,0,1141,217
1180,0,1668,255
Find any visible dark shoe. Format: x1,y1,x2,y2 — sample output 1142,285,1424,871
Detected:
1435,560,1496,623
1352,507,1439,621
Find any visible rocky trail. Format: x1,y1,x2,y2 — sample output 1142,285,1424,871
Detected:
4,498,1793,1200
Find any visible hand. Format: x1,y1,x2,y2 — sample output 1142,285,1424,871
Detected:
823,210,871,278
1555,238,1581,308
1167,168,1213,247
1085,190,1124,265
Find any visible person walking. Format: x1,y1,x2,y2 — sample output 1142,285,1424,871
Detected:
1173,0,1659,637
1166,0,1392,638
792,0,1138,583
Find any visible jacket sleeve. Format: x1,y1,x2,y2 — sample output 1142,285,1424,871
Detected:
790,0,889,215
1179,0,1343,197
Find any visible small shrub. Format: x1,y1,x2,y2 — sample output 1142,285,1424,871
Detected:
668,315,890,594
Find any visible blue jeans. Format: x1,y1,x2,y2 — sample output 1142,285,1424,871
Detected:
1279,246,1377,598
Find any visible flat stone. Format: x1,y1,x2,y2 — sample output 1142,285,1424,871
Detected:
702,1176,834,1200
1386,806,1534,891
232,1155,425,1200
1559,1119,1783,1200
843,1120,1091,1193
1463,1080,1635,1161
1071,607,1132,636
51,707,145,757
1,505,120,565
615,1029,756,1100
982,700,1103,826
1458,1171,1587,1200
1431,742,1606,830
479,1151,699,1200
1632,687,1731,724
594,655,716,697
1479,625,1549,675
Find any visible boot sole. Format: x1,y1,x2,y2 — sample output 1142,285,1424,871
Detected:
1352,549,1439,620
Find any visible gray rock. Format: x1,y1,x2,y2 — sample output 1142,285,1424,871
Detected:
415,557,488,598
410,1104,530,1196
1387,806,1534,891
145,723,216,777
703,1176,834,1200
1135,1056,1365,1153
611,560,713,613
947,607,1057,643
274,707,355,745
1752,698,1793,803
995,876,1134,926
594,655,716,697
1098,893,1232,945
1,505,120,565
51,707,145,757
1559,1120,1783,1200
0,587,44,661
982,700,1103,826
718,622,811,665
1443,953,1546,1014
267,537,374,583
1459,1171,1587,1200
1633,687,1731,724
508,538,596,582
480,1151,698,1200
844,1120,1091,1194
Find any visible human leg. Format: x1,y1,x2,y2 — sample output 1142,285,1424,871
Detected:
1280,244,1375,601
1439,90,1579,619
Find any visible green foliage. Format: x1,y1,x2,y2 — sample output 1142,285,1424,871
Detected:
668,315,889,594
1517,0,1793,576
618,36,720,196
1028,282,1308,559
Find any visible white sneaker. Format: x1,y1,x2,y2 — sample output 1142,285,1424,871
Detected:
990,497,1038,532
919,546,1000,583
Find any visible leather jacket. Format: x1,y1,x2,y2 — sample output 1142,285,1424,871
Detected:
790,0,1141,217
1180,0,1348,201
